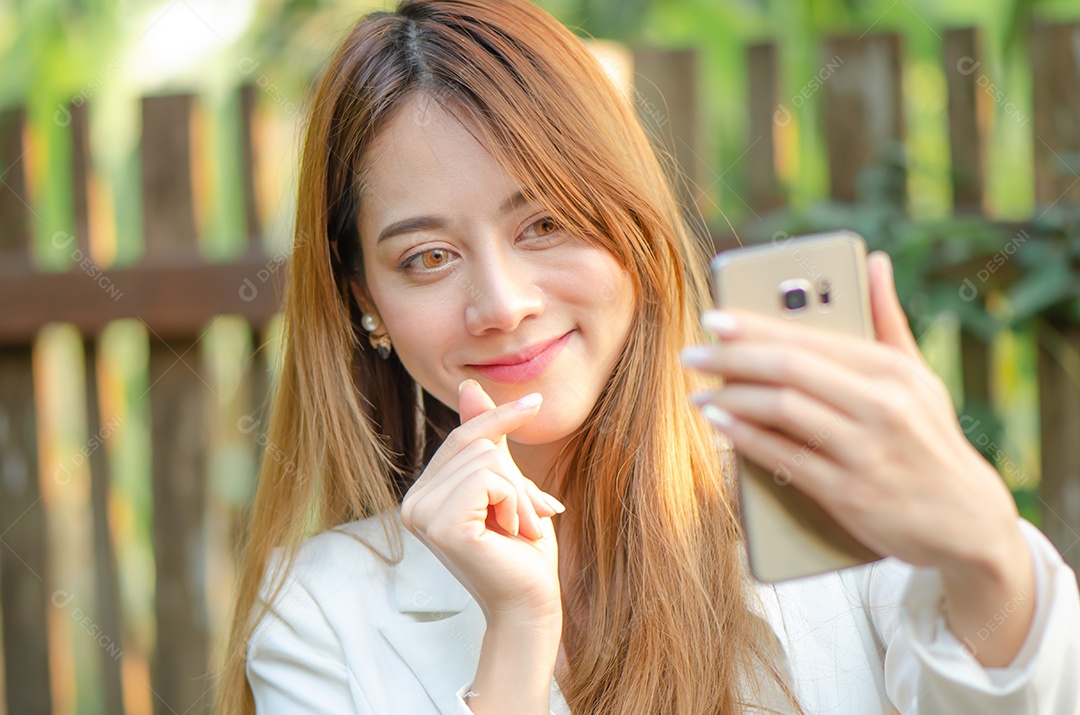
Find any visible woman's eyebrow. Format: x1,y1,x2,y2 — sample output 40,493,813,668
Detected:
376,215,445,245
375,189,533,245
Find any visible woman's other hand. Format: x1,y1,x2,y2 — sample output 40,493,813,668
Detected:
680,250,1036,666
401,379,565,625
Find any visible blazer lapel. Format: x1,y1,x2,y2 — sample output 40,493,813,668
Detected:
376,521,488,714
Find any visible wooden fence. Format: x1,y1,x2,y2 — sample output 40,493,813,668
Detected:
0,22,1078,715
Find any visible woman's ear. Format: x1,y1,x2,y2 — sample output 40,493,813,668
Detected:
332,235,383,322
347,280,378,320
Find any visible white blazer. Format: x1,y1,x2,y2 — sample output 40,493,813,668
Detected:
246,509,1080,714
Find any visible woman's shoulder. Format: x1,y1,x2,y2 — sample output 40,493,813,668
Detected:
258,509,408,607
256,506,477,617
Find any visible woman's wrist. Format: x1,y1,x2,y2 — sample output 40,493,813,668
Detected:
468,612,562,714
940,521,1037,667
486,598,563,631
484,607,563,649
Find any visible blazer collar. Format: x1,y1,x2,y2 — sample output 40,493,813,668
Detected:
391,519,475,615
369,509,487,714
338,507,475,615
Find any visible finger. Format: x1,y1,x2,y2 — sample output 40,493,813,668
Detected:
406,437,500,498
446,380,548,539
403,462,507,537
482,470,521,538
424,467,521,541
406,444,544,540
691,384,861,465
697,409,840,503
429,383,542,473
698,307,891,372
682,342,883,423
403,437,511,530
419,386,540,481
497,452,546,540
867,251,923,361
458,378,498,427
520,479,564,542
524,479,564,518
423,443,547,541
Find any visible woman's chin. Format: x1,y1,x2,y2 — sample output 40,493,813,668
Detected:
506,417,580,447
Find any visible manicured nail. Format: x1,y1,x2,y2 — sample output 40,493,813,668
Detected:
879,252,894,277
701,404,734,428
689,391,714,406
514,392,543,409
542,493,566,514
679,346,714,367
702,310,738,336
459,379,475,395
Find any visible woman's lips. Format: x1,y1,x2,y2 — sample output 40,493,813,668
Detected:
468,330,573,384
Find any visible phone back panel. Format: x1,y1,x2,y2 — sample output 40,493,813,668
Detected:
710,231,882,583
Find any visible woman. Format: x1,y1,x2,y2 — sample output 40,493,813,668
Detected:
215,1,1080,713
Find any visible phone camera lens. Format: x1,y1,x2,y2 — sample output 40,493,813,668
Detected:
818,278,831,305
783,287,808,311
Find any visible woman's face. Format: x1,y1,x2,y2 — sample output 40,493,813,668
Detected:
354,95,636,448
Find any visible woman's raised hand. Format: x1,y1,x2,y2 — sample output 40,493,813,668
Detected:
680,251,1027,576
680,250,1038,666
400,379,565,625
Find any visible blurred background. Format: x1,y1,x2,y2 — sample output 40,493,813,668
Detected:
2,0,1080,712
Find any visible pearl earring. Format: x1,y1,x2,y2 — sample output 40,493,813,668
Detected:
361,312,392,360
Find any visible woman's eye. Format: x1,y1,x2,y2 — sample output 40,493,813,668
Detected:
523,216,560,240
399,217,561,274
401,248,452,272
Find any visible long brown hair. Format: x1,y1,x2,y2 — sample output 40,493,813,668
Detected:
215,1,805,712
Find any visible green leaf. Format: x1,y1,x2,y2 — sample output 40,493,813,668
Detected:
922,286,999,341
1005,259,1077,324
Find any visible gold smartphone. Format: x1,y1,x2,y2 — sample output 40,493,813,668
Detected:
710,230,883,583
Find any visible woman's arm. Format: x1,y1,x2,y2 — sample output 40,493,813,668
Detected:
681,251,1080,712
868,518,1080,714
246,569,369,715
401,380,566,714
464,612,562,715
938,520,1035,668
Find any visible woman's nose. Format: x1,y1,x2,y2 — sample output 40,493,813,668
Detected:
463,251,544,335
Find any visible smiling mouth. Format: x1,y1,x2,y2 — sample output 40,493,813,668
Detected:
466,330,574,383
468,330,573,366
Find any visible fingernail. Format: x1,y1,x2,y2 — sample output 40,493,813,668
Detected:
689,391,713,406
679,346,713,367
514,392,542,409
542,493,566,514
701,404,734,428
459,379,474,395
702,310,738,336
511,513,519,536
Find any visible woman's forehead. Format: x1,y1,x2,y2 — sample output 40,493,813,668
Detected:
355,97,534,243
